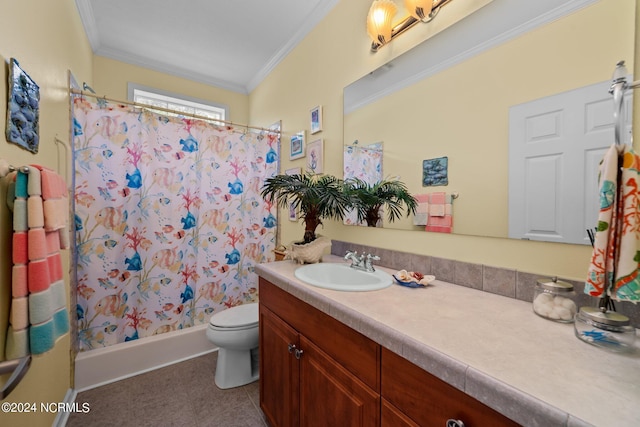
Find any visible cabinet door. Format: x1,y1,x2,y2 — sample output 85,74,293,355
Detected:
260,306,300,427
382,348,520,427
382,399,420,427
299,336,379,427
260,277,380,391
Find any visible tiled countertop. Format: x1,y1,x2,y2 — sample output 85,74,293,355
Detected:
256,255,640,427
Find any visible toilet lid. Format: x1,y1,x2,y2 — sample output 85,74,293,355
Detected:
209,303,258,328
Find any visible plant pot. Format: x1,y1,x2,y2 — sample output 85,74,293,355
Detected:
273,245,287,261
286,236,332,264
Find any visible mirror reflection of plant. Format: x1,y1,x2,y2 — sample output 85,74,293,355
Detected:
345,178,418,227
261,172,350,244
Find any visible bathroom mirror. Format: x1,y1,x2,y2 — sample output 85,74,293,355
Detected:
343,0,635,241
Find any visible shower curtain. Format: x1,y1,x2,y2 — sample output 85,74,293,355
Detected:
343,144,383,226
72,97,279,351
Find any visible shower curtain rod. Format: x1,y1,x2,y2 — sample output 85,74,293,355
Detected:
70,89,280,134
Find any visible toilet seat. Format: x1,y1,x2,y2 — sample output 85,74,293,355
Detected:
209,303,258,330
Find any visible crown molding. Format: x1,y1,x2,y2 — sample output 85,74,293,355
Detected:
75,0,101,51
95,46,249,94
246,0,340,93
76,0,339,95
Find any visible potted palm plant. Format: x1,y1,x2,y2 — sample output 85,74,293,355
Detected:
261,172,350,263
345,177,418,227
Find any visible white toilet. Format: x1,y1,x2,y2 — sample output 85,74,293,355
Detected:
206,302,259,389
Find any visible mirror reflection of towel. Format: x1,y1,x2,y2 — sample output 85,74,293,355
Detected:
429,204,445,217
413,194,429,226
425,192,453,233
428,192,446,217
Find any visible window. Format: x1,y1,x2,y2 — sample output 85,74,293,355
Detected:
127,83,228,124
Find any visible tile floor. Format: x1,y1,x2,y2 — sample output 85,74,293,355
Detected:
66,352,267,427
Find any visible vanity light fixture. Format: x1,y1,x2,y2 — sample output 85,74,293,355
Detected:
366,0,397,47
367,0,453,52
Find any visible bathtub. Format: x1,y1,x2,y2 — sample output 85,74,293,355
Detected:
74,324,216,391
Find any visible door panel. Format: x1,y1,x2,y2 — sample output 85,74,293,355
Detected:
509,79,633,244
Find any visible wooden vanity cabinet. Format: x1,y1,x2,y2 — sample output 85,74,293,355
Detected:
259,277,520,427
259,278,380,427
381,348,520,427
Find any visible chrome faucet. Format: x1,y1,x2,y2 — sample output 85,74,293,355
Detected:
363,253,380,272
344,250,379,272
344,250,363,267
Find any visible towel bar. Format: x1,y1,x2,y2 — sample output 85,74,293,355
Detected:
0,355,31,399
8,165,30,174
54,135,71,188
610,60,640,146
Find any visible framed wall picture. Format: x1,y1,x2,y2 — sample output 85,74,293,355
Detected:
423,156,448,186
285,167,301,221
285,167,301,176
310,105,322,134
306,139,324,174
6,58,40,153
290,131,305,160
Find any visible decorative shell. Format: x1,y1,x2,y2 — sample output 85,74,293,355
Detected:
394,269,435,286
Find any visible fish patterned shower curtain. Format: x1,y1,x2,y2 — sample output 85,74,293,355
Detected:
72,97,279,351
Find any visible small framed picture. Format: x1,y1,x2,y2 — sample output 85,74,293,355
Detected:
6,58,40,153
306,139,324,174
310,105,322,134
290,131,305,160
285,167,301,221
423,156,448,186
285,167,301,176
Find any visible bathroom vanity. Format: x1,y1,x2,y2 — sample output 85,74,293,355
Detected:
259,278,517,426
256,256,640,426
259,278,380,426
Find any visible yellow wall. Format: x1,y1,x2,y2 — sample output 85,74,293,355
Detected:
0,2,637,425
250,0,636,281
92,56,250,125
0,0,92,426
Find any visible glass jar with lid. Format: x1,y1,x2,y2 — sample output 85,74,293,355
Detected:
574,306,636,352
532,277,577,323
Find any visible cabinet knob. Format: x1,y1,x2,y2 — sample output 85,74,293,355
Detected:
446,420,465,427
288,343,296,353
294,348,304,360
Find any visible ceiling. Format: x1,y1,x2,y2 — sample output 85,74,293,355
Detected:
75,0,340,95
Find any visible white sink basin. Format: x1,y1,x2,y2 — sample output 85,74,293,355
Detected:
294,263,393,292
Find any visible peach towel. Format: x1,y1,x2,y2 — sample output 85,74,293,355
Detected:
425,192,453,233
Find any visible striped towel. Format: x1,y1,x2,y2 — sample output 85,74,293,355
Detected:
5,166,69,359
